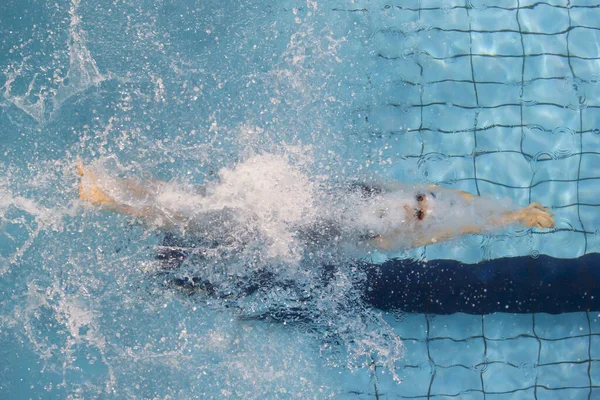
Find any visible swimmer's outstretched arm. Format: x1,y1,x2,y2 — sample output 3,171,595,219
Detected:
410,202,554,247
370,184,554,250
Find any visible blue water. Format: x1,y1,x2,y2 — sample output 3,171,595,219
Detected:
1,0,600,398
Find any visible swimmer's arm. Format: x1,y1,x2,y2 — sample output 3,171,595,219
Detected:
426,184,477,204
410,203,554,247
370,203,554,250
369,226,482,250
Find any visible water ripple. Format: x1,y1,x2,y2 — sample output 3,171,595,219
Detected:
466,0,488,11
529,249,540,259
519,362,536,380
520,99,538,107
552,126,575,136
564,77,588,109
473,356,490,373
551,149,574,160
553,217,578,249
564,77,584,94
393,311,406,323
417,153,451,180
396,101,413,113
567,95,588,110
533,151,553,162
525,124,546,135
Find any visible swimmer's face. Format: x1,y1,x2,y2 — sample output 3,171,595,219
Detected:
389,193,429,223
356,190,431,235
377,192,428,224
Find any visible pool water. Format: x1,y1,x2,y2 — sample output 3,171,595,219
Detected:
1,0,600,398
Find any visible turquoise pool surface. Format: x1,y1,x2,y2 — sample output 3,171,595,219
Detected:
1,0,600,398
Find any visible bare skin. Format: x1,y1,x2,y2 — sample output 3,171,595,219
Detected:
77,163,151,218
77,163,555,250
371,190,554,250
409,202,554,247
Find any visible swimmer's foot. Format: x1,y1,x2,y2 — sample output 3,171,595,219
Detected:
76,162,117,207
514,202,555,229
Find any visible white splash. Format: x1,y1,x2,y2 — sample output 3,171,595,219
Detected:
52,0,106,114
2,0,105,123
92,153,318,263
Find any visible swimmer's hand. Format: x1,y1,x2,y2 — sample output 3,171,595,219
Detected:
513,202,555,229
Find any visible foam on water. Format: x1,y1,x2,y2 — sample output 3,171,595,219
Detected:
82,151,410,365
0,154,408,396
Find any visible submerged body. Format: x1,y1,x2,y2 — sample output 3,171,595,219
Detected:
76,156,554,255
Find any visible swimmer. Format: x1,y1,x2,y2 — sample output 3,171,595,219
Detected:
76,162,555,251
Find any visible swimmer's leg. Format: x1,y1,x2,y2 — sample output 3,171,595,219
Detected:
77,162,116,206
76,162,151,217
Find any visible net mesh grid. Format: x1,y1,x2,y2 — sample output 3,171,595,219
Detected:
334,1,600,398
